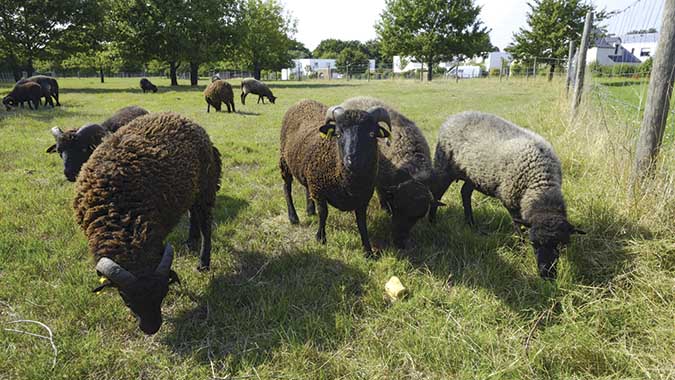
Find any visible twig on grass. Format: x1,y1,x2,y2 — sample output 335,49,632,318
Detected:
4,319,58,369
524,302,558,354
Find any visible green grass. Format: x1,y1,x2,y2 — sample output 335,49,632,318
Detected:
1,76,674,379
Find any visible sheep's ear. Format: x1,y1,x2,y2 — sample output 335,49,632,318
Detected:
376,125,391,139
46,144,57,153
319,123,336,139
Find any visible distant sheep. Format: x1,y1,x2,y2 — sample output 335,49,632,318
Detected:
75,112,222,334
341,96,437,248
47,106,148,181
204,80,236,113
18,75,60,106
241,78,276,105
2,81,42,111
280,99,391,257
140,78,158,93
431,111,584,279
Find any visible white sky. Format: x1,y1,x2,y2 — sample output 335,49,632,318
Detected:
282,0,665,52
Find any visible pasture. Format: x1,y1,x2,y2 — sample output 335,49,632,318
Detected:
1,77,674,379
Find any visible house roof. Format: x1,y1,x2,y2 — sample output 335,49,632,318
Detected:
595,36,622,48
622,33,659,44
609,50,642,64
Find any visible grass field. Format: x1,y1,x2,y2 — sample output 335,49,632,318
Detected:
1,76,674,379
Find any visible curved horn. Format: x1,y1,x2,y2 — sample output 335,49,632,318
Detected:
155,243,174,276
50,127,63,139
367,106,391,131
96,257,137,288
324,106,345,124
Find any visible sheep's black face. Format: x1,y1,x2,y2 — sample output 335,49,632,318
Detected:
151,85,158,93
3,96,16,110
388,180,433,248
529,216,585,280
269,95,276,104
117,271,178,335
47,134,93,181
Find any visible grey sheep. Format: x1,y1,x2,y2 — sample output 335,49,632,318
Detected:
431,111,584,279
140,78,158,93
2,81,42,110
47,106,149,181
18,75,60,107
241,78,276,105
204,80,236,113
75,112,222,334
280,99,391,257
340,96,438,248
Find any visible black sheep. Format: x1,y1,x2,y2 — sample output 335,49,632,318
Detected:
140,78,158,93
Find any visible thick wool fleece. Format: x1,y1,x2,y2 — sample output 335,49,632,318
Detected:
241,78,275,101
101,106,149,133
4,82,42,107
204,80,235,112
74,112,222,273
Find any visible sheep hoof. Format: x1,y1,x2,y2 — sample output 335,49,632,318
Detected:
364,249,380,260
315,233,326,244
289,214,300,225
197,264,210,272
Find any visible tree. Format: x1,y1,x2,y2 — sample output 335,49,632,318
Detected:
313,39,365,59
0,0,105,80
288,39,311,59
507,0,605,81
376,0,492,81
336,47,369,74
237,0,296,80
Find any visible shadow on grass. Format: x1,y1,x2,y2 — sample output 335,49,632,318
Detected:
0,104,101,125
235,110,261,116
266,83,352,89
63,85,206,94
213,194,249,224
598,81,648,88
163,248,367,371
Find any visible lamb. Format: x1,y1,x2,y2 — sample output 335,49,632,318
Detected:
340,96,438,248
18,75,60,106
204,80,236,113
280,99,391,257
47,106,149,181
2,81,42,111
430,111,584,279
140,78,158,93
74,112,222,334
241,78,276,105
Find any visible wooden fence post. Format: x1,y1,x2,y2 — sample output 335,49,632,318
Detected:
572,11,593,115
566,40,576,95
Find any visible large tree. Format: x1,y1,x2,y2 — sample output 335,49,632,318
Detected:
376,0,492,81
507,0,605,81
237,0,296,80
0,0,105,80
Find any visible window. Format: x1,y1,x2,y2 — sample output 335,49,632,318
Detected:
640,48,651,57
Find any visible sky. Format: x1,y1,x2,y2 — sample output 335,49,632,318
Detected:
281,0,665,52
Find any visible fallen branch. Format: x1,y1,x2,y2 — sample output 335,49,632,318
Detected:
5,319,57,369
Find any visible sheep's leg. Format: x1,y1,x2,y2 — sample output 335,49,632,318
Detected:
54,92,60,106
225,102,231,113
257,96,262,104
241,92,247,105
185,208,201,251
461,181,477,226
230,101,236,113
206,101,210,113
355,205,374,258
281,160,300,224
316,199,328,244
376,188,393,215
428,173,453,223
197,208,213,271
27,100,34,110
305,187,315,216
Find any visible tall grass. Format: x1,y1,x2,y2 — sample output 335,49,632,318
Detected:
0,77,674,379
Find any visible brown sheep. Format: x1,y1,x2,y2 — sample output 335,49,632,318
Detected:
204,80,236,113
3,82,42,110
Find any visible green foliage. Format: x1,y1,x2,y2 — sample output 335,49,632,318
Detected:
288,39,312,59
639,57,653,74
376,0,492,81
336,47,369,74
489,68,501,76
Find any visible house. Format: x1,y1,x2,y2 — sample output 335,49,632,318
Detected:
621,32,658,62
481,52,512,71
281,58,377,80
393,56,453,73
585,36,642,66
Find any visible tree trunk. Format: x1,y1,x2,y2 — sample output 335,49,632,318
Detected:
26,57,35,77
190,61,199,86
253,63,261,80
100,67,105,83
427,59,433,82
548,63,555,82
169,61,179,86
12,65,21,81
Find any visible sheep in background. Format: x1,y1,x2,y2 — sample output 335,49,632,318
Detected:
341,96,438,248
47,106,149,181
431,111,584,279
140,78,158,93
18,75,60,106
2,81,42,110
204,80,236,113
280,99,391,257
241,78,276,105
75,112,222,334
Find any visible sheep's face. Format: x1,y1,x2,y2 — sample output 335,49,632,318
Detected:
151,85,158,93
117,270,179,335
269,95,276,104
320,110,391,175
529,216,585,279
386,180,433,248
3,95,16,110
47,126,104,181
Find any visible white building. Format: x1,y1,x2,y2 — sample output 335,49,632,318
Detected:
281,58,377,80
585,36,642,66
621,32,658,62
393,56,453,73
482,52,512,71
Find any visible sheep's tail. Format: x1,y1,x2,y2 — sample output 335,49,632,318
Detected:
212,146,223,192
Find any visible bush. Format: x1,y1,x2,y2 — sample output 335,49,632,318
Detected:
489,68,501,76
639,58,653,74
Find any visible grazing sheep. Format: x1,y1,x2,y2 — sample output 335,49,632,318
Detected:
341,96,438,248
140,78,158,93
47,106,149,181
2,82,42,111
430,111,584,279
18,75,60,107
75,112,222,334
241,78,276,105
204,80,236,113
280,99,391,257
211,74,221,82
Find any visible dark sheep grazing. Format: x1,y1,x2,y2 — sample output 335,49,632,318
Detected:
140,78,158,93
18,75,60,107
280,99,391,257
74,112,222,334
3,82,42,111
431,111,585,279
204,80,236,113
47,106,149,181
241,78,276,105
341,97,437,248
